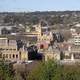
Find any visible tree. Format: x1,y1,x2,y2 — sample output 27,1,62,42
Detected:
1,28,10,35
0,59,15,80
27,60,60,80
27,60,80,80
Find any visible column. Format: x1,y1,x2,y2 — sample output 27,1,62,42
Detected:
71,54,74,61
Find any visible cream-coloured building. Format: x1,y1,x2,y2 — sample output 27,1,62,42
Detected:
18,21,53,50
71,32,80,46
35,21,53,49
44,52,60,61
43,46,60,61
0,37,28,61
63,45,80,61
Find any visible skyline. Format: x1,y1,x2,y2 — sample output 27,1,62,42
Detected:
0,0,80,12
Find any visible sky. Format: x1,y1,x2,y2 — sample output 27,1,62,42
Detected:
0,0,80,12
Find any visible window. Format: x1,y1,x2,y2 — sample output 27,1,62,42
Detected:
6,49,8,50
16,54,18,58
44,39,46,40
9,54,11,58
3,54,5,58
0,53,2,58
40,44,44,49
13,49,16,51
13,54,15,58
6,54,8,58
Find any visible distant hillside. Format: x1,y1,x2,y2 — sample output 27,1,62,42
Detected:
0,11,80,26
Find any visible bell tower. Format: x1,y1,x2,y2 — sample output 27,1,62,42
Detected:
35,21,42,37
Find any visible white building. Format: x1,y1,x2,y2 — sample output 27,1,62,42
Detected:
72,33,80,45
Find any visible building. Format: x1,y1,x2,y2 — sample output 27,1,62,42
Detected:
63,45,80,62
43,46,60,61
44,50,60,61
60,41,80,62
0,37,28,61
72,32,80,45
36,20,53,49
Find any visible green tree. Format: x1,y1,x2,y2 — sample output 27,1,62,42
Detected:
27,60,80,80
0,59,14,80
27,60,60,80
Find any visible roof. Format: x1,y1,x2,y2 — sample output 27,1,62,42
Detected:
0,34,37,42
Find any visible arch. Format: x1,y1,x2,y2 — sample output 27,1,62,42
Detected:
40,44,44,49
13,54,15,58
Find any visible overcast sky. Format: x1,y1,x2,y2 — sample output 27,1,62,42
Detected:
0,0,80,12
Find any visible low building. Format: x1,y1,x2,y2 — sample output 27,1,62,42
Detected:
72,32,80,46
43,46,60,61
64,45,80,61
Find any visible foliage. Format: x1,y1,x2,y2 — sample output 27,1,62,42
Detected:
27,60,59,80
2,11,80,26
27,60,80,80
1,59,80,80
0,60,15,80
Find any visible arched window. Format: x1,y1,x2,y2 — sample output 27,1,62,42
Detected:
0,53,2,58
3,54,5,58
9,54,11,58
6,54,8,58
16,54,18,58
40,44,44,49
13,54,15,58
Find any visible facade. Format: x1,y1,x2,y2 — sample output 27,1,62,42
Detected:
61,31,80,62
43,46,60,61
64,45,80,61
0,37,28,61
59,41,80,62
36,21,53,49
72,32,80,45
44,51,60,61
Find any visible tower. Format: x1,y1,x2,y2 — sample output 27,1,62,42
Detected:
36,20,53,49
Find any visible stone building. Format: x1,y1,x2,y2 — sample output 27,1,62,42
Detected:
72,32,80,46
43,46,60,61
36,20,53,49
63,45,80,61
0,37,28,61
